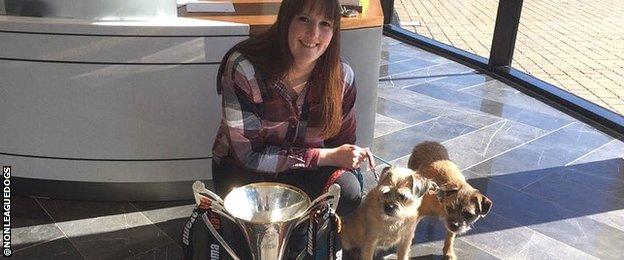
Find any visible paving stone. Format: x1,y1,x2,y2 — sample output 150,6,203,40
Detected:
393,0,624,116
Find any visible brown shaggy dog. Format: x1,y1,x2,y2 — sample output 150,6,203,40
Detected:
408,141,492,260
341,166,439,260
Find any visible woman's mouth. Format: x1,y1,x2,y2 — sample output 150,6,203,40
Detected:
299,40,318,48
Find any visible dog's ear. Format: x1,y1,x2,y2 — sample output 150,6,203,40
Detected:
379,166,394,182
408,175,424,197
409,176,439,198
473,192,492,216
436,184,459,200
425,179,440,195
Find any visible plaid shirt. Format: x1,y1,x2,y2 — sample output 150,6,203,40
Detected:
212,51,357,174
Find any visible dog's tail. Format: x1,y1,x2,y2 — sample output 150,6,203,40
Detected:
408,141,450,170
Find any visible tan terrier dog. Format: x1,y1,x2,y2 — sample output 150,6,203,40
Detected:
408,141,492,260
341,166,439,260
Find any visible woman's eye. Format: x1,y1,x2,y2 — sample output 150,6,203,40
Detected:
298,16,310,23
320,21,333,27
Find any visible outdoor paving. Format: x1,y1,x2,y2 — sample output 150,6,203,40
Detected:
11,36,624,259
394,0,624,115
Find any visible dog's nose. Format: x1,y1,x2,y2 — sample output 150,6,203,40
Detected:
450,222,460,229
384,204,397,214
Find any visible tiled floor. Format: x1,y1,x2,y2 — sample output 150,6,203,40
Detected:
13,36,624,259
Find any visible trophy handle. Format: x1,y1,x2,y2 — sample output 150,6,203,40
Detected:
192,181,242,260
297,184,341,226
192,181,224,205
201,211,242,260
323,184,341,212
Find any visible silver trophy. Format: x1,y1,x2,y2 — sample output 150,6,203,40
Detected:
192,181,341,260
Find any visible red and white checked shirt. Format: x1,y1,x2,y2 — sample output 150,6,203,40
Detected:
212,51,357,174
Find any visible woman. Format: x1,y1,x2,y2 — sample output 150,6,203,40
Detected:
203,0,366,258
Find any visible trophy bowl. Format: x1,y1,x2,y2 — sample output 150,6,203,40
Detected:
193,181,340,260
224,182,312,224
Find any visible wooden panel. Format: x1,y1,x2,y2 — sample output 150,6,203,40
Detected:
179,0,383,34
0,15,249,36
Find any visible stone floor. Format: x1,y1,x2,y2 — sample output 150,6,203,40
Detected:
12,36,624,259
393,0,624,115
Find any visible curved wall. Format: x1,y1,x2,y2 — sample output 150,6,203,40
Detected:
0,15,381,201
0,16,248,199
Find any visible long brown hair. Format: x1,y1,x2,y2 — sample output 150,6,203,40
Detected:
217,0,344,138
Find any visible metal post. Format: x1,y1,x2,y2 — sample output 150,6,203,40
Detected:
380,0,395,25
488,0,524,71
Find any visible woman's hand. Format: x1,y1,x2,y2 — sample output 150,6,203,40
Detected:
318,144,369,169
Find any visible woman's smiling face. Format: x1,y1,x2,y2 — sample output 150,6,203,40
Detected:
287,6,335,68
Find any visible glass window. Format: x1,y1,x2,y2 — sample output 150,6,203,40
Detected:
393,0,499,58
513,0,624,115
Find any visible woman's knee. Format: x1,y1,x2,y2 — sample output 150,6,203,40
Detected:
334,171,362,215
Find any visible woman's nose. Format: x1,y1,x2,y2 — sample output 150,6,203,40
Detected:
306,23,320,38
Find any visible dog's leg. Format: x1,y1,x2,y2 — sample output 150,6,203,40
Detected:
396,233,415,260
442,230,457,260
360,240,377,260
